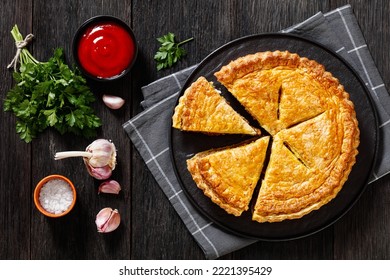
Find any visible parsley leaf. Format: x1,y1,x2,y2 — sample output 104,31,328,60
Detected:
154,32,193,70
4,25,101,143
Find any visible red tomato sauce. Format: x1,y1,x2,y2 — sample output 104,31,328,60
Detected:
77,22,136,78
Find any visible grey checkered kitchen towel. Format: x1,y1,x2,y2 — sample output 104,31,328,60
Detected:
123,4,390,259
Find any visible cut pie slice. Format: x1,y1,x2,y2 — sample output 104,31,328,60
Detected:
278,71,327,129
254,134,313,202
278,110,342,171
187,137,270,216
215,68,282,135
172,76,260,135
253,134,336,223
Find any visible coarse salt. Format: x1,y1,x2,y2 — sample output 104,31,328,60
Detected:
39,179,74,214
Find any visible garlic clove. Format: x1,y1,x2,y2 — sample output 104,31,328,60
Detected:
95,207,121,233
103,209,121,233
95,208,112,229
98,180,121,194
102,94,125,110
86,139,117,169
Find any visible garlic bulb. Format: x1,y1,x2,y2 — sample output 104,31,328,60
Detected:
98,180,121,194
102,94,125,109
95,207,121,233
54,139,117,180
83,139,116,178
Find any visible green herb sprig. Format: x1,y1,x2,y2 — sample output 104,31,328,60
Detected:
4,25,101,143
154,32,193,71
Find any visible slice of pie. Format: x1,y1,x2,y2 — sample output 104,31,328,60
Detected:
252,134,327,223
277,110,340,171
278,70,328,129
172,76,260,135
253,123,356,223
187,137,270,216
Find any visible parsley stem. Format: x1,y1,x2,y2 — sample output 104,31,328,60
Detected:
177,37,194,46
9,24,42,70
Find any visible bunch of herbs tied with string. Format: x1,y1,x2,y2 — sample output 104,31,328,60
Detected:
4,25,101,143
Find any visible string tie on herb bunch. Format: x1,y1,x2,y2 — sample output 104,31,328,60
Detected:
7,33,34,71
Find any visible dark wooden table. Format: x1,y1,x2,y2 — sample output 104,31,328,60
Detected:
1,0,390,260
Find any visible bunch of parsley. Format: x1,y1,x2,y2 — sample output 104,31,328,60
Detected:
4,25,101,143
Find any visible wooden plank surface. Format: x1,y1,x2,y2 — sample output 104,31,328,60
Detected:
0,0,33,260
0,0,389,260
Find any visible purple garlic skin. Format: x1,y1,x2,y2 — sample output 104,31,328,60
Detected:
98,180,121,194
95,207,121,233
86,164,113,180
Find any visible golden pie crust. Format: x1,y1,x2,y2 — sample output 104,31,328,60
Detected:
215,51,331,135
174,50,360,223
187,137,269,216
172,76,260,135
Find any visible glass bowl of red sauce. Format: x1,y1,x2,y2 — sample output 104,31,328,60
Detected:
73,16,137,81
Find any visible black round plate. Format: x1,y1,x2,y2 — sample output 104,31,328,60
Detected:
170,33,378,240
